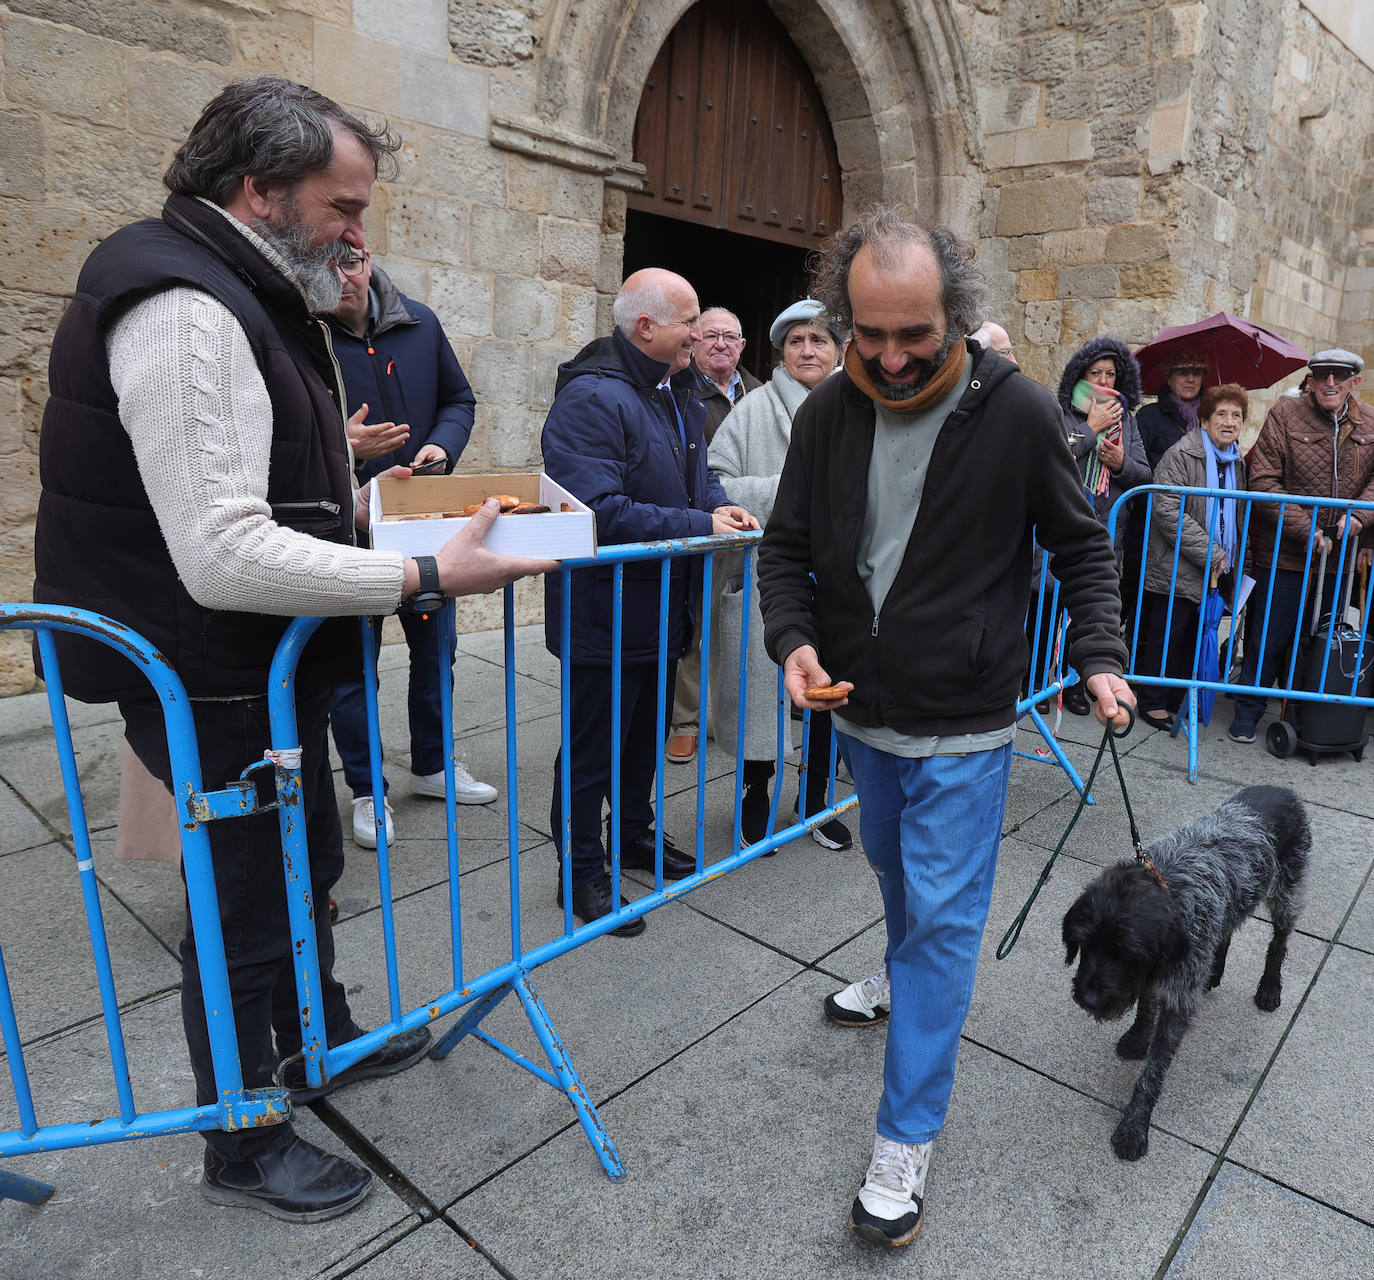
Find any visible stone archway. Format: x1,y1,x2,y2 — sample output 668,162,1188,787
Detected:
490,0,978,225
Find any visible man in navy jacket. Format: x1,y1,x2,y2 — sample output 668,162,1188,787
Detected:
541,268,757,935
326,249,495,848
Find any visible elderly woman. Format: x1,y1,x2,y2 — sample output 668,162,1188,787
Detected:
707,299,851,852
1056,336,1151,713
1135,384,1249,728
1137,350,1209,470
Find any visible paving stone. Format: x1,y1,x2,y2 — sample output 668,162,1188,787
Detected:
0,840,177,1043
0,996,418,1280
320,855,801,1206
1229,943,1374,1222
451,972,1215,1279
1164,1162,1374,1277
330,1218,502,1278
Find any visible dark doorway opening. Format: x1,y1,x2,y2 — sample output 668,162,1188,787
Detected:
622,209,811,382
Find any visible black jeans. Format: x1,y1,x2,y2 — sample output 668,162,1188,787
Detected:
1136,590,1204,717
550,661,675,887
119,685,359,1159
1234,569,1340,730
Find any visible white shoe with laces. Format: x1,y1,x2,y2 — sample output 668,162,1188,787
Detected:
849,1134,931,1247
411,763,497,805
351,795,394,849
823,971,890,1026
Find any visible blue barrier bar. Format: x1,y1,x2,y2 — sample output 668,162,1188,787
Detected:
0,605,284,1205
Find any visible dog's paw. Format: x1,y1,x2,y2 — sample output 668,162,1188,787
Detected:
1111,1121,1149,1162
1254,981,1282,1012
1115,1028,1151,1060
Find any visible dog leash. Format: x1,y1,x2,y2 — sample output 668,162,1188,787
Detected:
996,707,1143,960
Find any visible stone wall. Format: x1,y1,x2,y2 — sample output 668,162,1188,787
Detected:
961,0,1374,404
1,0,1371,694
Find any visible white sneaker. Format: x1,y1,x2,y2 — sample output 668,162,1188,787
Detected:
411,763,497,805
823,971,890,1026
352,795,394,849
849,1135,930,1247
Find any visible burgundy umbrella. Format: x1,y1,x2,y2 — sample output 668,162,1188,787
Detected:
1134,312,1308,395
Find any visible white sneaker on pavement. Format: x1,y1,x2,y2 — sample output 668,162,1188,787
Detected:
849,1134,930,1247
352,795,394,849
411,763,497,805
823,970,890,1026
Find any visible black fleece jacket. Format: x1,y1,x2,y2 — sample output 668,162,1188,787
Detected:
757,342,1127,737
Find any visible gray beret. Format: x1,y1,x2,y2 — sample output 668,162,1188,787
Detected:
769,298,827,350
1309,348,1364,376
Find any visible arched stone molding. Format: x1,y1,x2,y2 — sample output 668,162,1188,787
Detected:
490,0,979,224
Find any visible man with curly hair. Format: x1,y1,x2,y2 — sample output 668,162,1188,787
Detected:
758,207,1133,1246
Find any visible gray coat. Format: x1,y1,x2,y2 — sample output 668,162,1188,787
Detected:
705,369,809,760
1143,429,1245,605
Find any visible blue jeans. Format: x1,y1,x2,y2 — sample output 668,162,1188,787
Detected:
330,610,457,797
837,733,1013,1145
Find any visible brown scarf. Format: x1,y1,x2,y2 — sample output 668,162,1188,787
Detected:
843,338,967,413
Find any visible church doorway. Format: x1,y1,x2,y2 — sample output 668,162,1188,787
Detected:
622,0,843,381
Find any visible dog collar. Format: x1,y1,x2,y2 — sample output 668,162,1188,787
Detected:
1138,853,1171,896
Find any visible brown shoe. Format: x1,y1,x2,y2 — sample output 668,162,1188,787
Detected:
666,734,697,763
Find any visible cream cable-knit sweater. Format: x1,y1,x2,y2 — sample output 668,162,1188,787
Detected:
105,211,406,619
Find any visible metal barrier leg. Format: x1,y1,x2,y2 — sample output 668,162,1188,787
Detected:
512,974,624,1181
0,1168,56,1206
429,973,625,1179
428,986,509,1059
1018,703,1095,803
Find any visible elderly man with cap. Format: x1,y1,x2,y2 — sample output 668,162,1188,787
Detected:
1228,347,1374,743
708,297,852,852
666,307,765,765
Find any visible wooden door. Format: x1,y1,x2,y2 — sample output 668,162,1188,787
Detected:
630,0,842,249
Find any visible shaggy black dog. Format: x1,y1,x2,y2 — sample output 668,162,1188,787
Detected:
1062,785,1309,1160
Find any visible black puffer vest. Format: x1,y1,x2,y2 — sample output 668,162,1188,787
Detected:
33,195,360,701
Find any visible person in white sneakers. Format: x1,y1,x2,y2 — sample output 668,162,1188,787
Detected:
758,207,1132,1246
323,245,498,848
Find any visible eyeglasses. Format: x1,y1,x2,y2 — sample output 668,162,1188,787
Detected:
993,346,1014,358
338,250,369,277
1311,368,1355,384
699,330,743,345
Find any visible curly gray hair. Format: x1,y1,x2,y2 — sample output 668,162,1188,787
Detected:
810,205,986,339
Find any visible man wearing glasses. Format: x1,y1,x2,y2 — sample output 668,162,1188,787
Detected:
325,246,498,845
667,307,763,763
1229,348,1374,743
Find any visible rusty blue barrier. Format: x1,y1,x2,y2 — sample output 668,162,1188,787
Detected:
1,532,1091,1201
1109,486,1374,780
0,606,285,1207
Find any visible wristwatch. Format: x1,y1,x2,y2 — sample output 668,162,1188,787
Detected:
403,554,446,617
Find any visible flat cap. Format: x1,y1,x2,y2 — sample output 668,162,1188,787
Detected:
1308,348,1364,376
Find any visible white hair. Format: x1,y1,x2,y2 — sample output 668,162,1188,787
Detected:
971,324,994,349
613,278,671,336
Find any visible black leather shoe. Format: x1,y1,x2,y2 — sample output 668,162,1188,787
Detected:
278,1025,432,1104
1062,682,1092,716
556,874,646,936
613,829,696,879
201,1134,371,1222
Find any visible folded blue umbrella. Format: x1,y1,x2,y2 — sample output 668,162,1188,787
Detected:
1197,587,1226,725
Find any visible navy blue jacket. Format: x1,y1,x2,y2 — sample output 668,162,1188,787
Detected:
542,328,730,664
324,265,475,481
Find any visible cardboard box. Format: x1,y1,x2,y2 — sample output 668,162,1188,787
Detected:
369,472,596,560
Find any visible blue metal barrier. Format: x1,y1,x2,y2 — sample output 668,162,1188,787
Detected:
1,531,1092,1200
1109,486,1374,779
0,606,286,1207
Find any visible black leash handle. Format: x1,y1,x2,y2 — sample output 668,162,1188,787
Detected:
997,707,1136,960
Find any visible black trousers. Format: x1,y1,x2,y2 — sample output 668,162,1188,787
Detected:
550,661,675,887
1135,590,1204,717
119,685,359,1159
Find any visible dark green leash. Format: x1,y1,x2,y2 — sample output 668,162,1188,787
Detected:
996,708,1143,960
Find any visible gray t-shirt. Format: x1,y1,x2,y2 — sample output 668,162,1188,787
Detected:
834,353,1015,759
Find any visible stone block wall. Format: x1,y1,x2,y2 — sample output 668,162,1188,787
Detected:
959,0,1374,409
1,0,1372,696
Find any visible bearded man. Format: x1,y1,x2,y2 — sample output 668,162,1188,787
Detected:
32,77,553,1221
757,207,1132,1247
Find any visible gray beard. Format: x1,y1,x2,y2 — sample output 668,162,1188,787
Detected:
861,331,959,400
251,212,348,312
